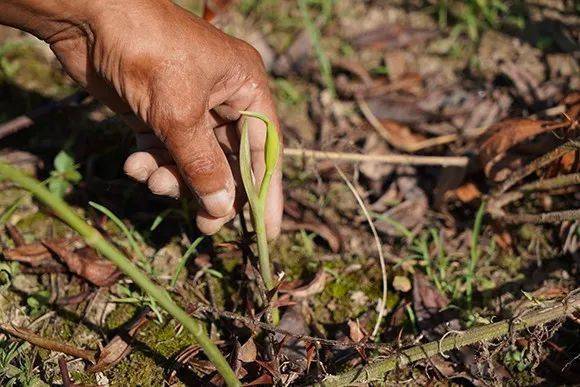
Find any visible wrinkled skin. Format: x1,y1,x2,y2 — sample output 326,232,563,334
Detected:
0,0,283,238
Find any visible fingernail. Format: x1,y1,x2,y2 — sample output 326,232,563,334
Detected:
201,189,235,217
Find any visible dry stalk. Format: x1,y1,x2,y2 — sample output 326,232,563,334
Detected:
284,148,468,166
0,323,96,362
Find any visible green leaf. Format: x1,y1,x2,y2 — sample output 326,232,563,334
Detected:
54,150,75,173
48,178,70,198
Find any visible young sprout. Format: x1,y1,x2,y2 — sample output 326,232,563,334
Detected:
238,111,280,320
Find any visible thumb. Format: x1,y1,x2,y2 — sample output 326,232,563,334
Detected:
164,120,236,217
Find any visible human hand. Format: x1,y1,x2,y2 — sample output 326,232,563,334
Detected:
2,0,283,237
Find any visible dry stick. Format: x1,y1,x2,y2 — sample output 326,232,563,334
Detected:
193,303,393,350
518,173,580,192
321,292,580,386
501,209,580,224
0,91,88,140
335,167,387,339
0,323,96,362
283,148,468,167
498,138,580,194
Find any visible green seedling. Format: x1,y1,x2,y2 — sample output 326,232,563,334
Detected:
239,110,280,322
0,162,240,386
48,150,82,198
466,201,485,309
171,236,204,288
89,201,146,262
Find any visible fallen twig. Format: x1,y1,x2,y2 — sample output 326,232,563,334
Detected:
321,291,580,386
0,323,96,362
192,303,394,350
498,138,579,194
283,148,468,167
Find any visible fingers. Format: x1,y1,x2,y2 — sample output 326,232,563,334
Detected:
147,165,184,199
163,119,236,218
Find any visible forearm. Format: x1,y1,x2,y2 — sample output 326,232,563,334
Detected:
0,0,96,42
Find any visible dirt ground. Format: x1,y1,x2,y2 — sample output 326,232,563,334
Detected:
0,0,578,385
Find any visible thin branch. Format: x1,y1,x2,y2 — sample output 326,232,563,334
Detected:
321,291,580,386
283,148,468,167
0,323,96,362
498,138,579,194
500,209,580,224
518,173,580,192
192,303,393,350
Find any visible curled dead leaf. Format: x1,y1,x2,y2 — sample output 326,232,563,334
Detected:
88,310,150,373
479,118,570,182
43,241,121,287
279,269,327,299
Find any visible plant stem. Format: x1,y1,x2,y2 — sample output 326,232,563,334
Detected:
0,162,240,387
322,291,580,386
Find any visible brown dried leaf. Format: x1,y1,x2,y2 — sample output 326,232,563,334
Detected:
238,338,257,363
347,320,365,343
88,311,150,373
454,183,481,203
43,241,121,287
5,224,25,246
479,118,567,181
3,243,58,267
412,272,449,324
279,269,327,299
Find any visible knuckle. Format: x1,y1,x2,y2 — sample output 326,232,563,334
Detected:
182,153,218,178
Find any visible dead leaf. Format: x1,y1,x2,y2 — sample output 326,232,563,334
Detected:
238,338,257,363
347,320,365,343
454,183,481,203
88,310,150,373
479,118,569,181
5,224,25,246
412,272,449,331
3,243,59,267
43,241,121,287
279,269,327,299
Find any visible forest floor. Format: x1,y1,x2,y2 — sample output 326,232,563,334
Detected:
0,0,578,385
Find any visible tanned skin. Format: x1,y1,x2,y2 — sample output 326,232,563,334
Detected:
0,0,283,238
